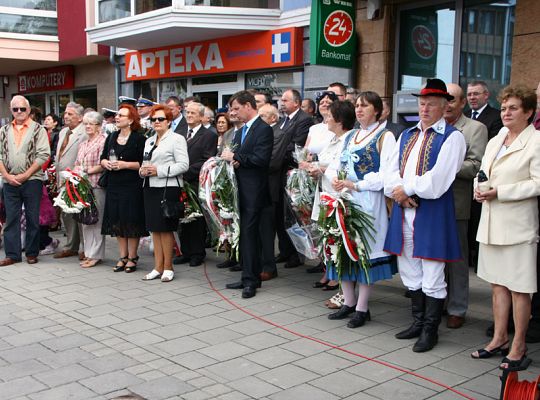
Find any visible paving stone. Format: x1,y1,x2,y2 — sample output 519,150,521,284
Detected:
34,364,96,387
128,376,195,399
40,333,95,351
3,329,54,347
203,358,267,381
180,389,213,400
110,319,160,335
228,375,282,398
244,347,303,368
0,344,55,363
80,370,143,395
0,376,47,399
28,382,97,400
379,347,442,370
268,383,340,400
152,323,201,340
198,341,252,361
293,352,356,375
84,314,126,328
171,351,219,370
0,359,50,381
154,337,207,356
256,364,319,389
364,377,438,400
235,331,290,351
400,365,470,392
8,318,58,333
80,353,139,374
309,370,377,397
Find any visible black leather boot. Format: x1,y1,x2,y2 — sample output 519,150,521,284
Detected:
395,289,425,339
413,296,445,352
328,305,355,320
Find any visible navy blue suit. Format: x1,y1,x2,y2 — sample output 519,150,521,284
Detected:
232,117,273,286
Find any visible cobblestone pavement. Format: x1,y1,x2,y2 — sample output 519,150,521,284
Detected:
0,232,539,400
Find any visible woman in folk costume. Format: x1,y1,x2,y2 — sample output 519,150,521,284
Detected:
384,79,466,352
325,93,397,328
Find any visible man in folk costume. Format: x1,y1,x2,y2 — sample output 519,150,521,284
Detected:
384,79,466,352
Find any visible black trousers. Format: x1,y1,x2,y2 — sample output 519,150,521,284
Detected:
275,193,297,260
179,217,207,261
239,207,263,287
259,205,276,274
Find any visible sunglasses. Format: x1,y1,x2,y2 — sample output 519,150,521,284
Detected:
316,91,338,103
12,107,27,112
150,117,167,122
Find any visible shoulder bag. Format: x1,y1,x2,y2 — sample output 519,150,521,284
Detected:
160,166,184,219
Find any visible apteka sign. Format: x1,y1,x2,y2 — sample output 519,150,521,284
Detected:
125,27,303,81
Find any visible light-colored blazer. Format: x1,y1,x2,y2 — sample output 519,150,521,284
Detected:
142,129,189,187
452,114,488,220
56,123,88,184
476,124,540,245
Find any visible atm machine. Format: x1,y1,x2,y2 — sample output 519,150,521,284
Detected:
392,90,420,128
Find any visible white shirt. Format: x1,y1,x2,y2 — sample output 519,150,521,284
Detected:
171,115,184,131
281,108,300,129
187,124,202,139
306,123,334,155
384,118,466,200
472,103,488,118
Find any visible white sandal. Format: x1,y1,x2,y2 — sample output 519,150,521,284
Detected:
142,269,161,281
161,270,174,282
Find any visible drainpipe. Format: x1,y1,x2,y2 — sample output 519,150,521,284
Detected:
109,46,120,109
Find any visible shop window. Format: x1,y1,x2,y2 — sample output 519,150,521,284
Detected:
158,79,188,102
192,74,237,85
0,13,57,35
73,88,97,111
245,70,303,101
133,81,158,102
135,0,170,14
0,0,55,10
185,0,279,8
459,0,514,103
99,0,130,23
397,4,455,91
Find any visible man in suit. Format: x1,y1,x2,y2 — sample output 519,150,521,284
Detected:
444,83,488,329
222,91,273,298
54,102,88,259
465,81,503,140
381,98,407,138
258,104,290,281
166,96,188,136
276,89,314,268
202,107,217,135
173,102,217,267
465,81,503,270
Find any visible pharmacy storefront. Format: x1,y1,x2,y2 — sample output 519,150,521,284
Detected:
120,27,305,110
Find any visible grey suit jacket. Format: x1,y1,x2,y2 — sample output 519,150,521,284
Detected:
451,114,488,220
55,123,88,185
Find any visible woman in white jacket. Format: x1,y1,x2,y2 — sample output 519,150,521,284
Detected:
140,105,189,282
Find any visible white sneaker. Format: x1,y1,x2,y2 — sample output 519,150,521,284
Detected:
39,238,60,256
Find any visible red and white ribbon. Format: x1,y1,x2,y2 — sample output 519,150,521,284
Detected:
320,192,359,262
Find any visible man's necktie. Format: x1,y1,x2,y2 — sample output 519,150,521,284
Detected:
472,111,478,120
241,125,248,145
187,128,194,140
281,116,290,130
58,130,72,158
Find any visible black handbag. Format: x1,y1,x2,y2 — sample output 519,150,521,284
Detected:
160,166,184,219
98,132,117,188
74,192,99,225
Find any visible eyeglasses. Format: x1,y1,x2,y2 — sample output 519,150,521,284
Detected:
83,122,100,126
467,91,486,97
116,113,129,118
12,107,27,113
150,117,167,122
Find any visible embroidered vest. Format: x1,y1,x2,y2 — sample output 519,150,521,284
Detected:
341,128,385,180
384,124,462,262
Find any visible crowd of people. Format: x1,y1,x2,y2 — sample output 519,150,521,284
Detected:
0,78,539,371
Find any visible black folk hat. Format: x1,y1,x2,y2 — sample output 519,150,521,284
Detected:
412,78,454,101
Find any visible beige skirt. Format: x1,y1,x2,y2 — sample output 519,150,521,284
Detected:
477,242,537,293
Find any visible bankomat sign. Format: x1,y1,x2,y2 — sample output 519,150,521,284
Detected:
125,28,303,81
309,0,356,69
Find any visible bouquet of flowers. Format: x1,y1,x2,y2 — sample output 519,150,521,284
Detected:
180,182,203,224
284,146,319,259
199,151,240,259
285,145,317,226
53,169,98,225
45,164,58,198
317,188,375,283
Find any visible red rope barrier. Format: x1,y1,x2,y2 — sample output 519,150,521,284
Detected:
203,263,477,400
